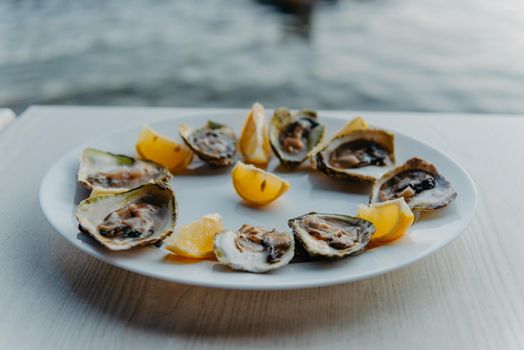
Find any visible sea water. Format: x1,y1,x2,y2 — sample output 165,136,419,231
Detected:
1,0,523,114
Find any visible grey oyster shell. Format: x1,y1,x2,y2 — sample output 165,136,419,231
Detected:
311,129,395,182
76,182,177,250
269,108,325,167
78,148,171,194
288,212,375,258
370,157,457,211
214,224,294,273
179,121,237,166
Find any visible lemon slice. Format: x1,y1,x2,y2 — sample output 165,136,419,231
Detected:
136,125,193,173
334,116,369,138
238,102,271,166
164,213,223,259
356,197,414,245
231,161,290,205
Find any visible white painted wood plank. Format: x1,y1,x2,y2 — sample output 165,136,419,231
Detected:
0,108,15,132
0,106,523,350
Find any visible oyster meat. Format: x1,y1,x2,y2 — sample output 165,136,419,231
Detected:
370,157,457,211
288,212,375,258
78,148,171,194
76,182,177,250
269,108,325,167
311,129,395,182
179,121,237,166
214,224,294,273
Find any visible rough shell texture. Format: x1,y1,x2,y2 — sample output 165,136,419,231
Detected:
213,226,295,273
288,212,375,258
76,182,177,250
311,129,395,182
370,157,457,211
77,148,171,194
179,121,237,166
269,108,325,167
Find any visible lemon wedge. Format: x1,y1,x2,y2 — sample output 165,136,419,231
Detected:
136,125,193,173
334,116,369,138
238,102,271,166
357,197,414,245
164,213,223,259
231,161,290,205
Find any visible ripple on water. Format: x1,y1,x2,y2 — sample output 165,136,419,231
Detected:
1,0,523,113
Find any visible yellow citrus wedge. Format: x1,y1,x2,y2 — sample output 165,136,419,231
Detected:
356,197,414,245
164,213,223,259
136,125,193,173
231,161,290,205
334,116,369,138
238,102,271,166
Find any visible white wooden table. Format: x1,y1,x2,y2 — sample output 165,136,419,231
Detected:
1,106,523,350
0,108,15,132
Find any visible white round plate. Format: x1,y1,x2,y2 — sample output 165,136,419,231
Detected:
39,112,477,290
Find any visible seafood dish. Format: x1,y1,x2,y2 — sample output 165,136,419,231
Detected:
72,106,457,274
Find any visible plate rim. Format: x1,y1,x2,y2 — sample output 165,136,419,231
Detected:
39,111,478,290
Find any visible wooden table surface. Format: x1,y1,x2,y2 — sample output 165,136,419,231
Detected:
1,106,523,350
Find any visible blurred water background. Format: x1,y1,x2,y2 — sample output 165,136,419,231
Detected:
1,0,524,114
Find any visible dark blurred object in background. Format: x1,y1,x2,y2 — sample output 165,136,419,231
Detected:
1,0,523,114
257,0,318,38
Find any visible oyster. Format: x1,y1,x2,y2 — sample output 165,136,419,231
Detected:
76,182,177,250
78,148,171,194
311,129,395,182
179,121,237,166
288,213,375,258
214,224,294,273
370,157,457,211
269,108,325,167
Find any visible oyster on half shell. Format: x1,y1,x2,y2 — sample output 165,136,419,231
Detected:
311,129,395,182
370,157,457,211
179,121,237,166
76,182,177,250
78,148,171,194
288,212,375,258
214,224,294,273
269,108,325,167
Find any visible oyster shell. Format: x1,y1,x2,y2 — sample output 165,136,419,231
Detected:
214,224,294,273
76,182,177,250
311,129,395,182
179,121,237,166
370,157,457,211
269,108,325,167
288,212,374,258
78,148,171,194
